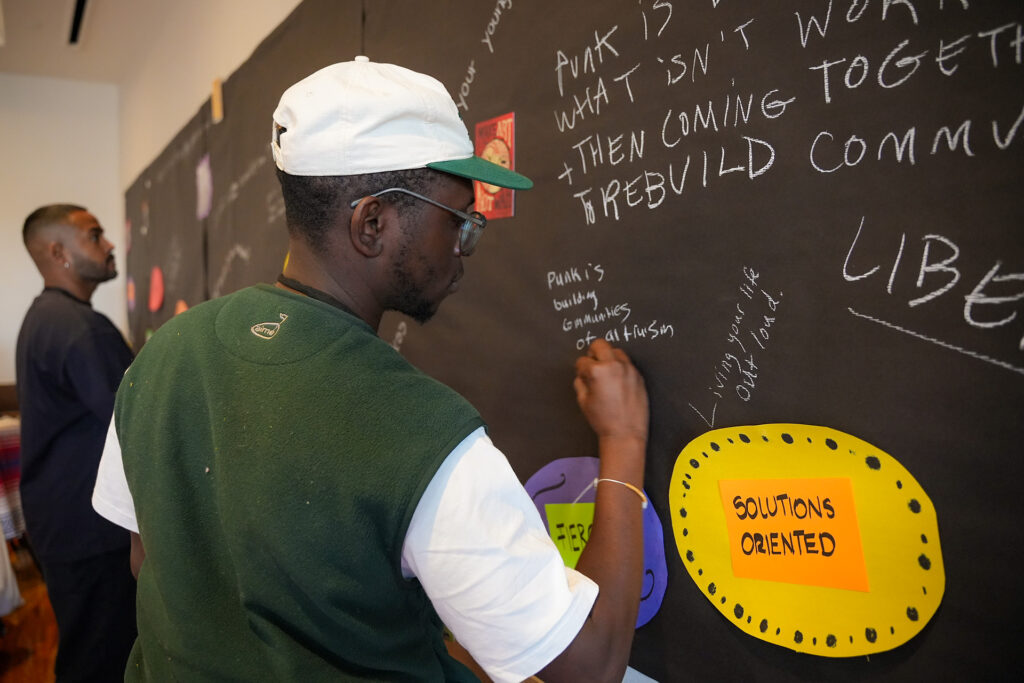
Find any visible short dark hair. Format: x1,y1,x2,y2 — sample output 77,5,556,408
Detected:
275,168,445,252
23,203,86,246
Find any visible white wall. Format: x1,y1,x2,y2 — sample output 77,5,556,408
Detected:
0,73,122,384
119,0,304,191
0,0,305,385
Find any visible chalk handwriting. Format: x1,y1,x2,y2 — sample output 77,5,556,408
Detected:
541,1,1019,390
809,105,1024,173
453,60,477,112
556,26,621,97
547,263,605,288
211,155,267,226
796,0,973,50
211,244,252,299
545,262,674,350
551,5,798,223
266,189,285,226
848,308,1024,376
549,2,1020,225
568,136,777,225
454,0,514,111
843,216,1024,363
689,267,784,428
155,126,204,185
639,1,672,41
480,0,513,54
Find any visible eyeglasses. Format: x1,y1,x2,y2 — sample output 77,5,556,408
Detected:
349,187,487,256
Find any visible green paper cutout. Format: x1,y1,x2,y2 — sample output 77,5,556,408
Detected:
545,502,595,569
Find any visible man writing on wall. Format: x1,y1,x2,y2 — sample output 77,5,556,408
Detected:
92,58,649,681
17,204,137,681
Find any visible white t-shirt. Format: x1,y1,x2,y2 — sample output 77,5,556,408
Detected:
92,422,597,682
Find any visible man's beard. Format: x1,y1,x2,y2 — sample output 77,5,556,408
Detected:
76,256,117,283
389,237,441,324
391,261,438,324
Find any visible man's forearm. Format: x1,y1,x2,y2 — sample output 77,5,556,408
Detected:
540,435,647,682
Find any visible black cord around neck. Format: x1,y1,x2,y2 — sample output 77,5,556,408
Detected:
276,275,357,317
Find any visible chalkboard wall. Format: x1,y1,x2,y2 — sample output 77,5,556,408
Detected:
125,1,1023,680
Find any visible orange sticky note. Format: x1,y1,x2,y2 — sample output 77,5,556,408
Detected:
718,478,869,592
211,78,224,124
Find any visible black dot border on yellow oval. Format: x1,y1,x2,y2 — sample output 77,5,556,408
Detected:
677,425,939,655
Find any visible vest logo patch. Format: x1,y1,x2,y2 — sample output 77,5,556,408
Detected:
250,313,288,340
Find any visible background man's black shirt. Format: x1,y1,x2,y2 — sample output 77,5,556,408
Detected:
16,287,134,561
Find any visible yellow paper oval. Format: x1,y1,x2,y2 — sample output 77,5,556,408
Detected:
669,424,943,657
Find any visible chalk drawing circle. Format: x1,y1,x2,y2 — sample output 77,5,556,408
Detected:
525,456,667,628
668,424,943,657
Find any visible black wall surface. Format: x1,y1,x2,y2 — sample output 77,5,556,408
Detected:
125,0,360,332
125,1,1023,680
124,105,209,344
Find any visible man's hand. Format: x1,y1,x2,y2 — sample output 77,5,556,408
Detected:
574,339,649,445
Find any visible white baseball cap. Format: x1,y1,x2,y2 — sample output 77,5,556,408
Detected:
271,56,532,190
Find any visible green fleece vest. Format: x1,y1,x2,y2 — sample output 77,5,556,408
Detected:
116,285,484,681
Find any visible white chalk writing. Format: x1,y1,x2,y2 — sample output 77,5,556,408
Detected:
545,262,674,350
689,267,784,428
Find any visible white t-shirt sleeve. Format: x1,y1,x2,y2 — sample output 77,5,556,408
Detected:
92,417,139,533
402,427,598,682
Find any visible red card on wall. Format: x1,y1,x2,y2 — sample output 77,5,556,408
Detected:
474,112,517,220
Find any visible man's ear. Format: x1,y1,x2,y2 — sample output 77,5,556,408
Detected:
47,238,67,266
349,197,386,257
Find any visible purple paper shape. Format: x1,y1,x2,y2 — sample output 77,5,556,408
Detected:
524,456,667,628
195,154,213,220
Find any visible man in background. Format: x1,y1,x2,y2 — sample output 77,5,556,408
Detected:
17,204,137,681
94,59,648,682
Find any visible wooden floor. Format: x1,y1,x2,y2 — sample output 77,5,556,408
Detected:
0,543,57,683
0,547,516,682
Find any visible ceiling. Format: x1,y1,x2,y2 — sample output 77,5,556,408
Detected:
0,0,153,83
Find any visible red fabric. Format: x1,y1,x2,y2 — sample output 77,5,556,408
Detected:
0,422,20,489
0,419,25,539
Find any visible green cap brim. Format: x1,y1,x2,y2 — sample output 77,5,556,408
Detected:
427,155,533,190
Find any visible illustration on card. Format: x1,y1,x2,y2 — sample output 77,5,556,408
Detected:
474,112,518,219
